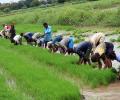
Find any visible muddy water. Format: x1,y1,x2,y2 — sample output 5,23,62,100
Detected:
82,81,120,100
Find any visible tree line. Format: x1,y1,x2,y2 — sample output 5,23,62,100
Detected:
0,0,98,13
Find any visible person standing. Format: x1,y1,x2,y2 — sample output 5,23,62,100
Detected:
43,23,52,48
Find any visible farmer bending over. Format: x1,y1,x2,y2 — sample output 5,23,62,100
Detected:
89,32,105,51
32,32,41,46
57,36,70,54
23,32,34,45
48,35,63,52
91,42,107,68
104,42,116,68
74,41,92,65
13,33,23,45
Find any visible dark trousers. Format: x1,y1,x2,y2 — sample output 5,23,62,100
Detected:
44,41,49,48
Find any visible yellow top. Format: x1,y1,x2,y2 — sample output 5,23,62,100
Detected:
89,32,105,51
94,43,106,56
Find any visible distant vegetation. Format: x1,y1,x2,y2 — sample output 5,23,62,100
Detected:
0,0,98,13
0,0,120,28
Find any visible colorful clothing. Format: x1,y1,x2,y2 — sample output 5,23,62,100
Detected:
68,36,74,49
94,42,106,56
24,32,34,39
52,35,62,44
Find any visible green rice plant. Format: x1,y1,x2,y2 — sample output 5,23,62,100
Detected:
112,29,120,34
0,39,80,100
110,36,120,42
0,39,116,88
0,74,26,100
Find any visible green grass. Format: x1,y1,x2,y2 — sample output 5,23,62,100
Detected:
0,39,116,88
0,39,80,100
0,24,77,33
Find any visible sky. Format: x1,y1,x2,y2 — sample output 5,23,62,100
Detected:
0,0,20,3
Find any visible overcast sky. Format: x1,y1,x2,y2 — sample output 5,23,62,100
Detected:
0,0,20,3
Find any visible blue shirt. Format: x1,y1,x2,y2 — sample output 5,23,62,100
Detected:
68,36,74,49
44,26,52,41
52,35,62,44
74,41,92,58
74,41,92,53
25,32,34,39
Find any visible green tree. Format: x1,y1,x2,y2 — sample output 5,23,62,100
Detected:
3,8,10,13
24,0,33,7
30,0,40,7
58,0,65,3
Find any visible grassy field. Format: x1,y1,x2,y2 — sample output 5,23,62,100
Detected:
0,39,81,100
0,0,120,27
0,39,116,87
0,0,119,99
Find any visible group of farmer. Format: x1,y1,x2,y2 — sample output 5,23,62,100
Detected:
0,23,120,69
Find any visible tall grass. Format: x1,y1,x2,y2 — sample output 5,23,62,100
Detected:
0,0,120,27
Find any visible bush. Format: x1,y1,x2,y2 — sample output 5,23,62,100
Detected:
58,0,65,3
3,8,10,13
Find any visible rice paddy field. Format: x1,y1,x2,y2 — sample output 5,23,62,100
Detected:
0,0,120,99
0,38,117,100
